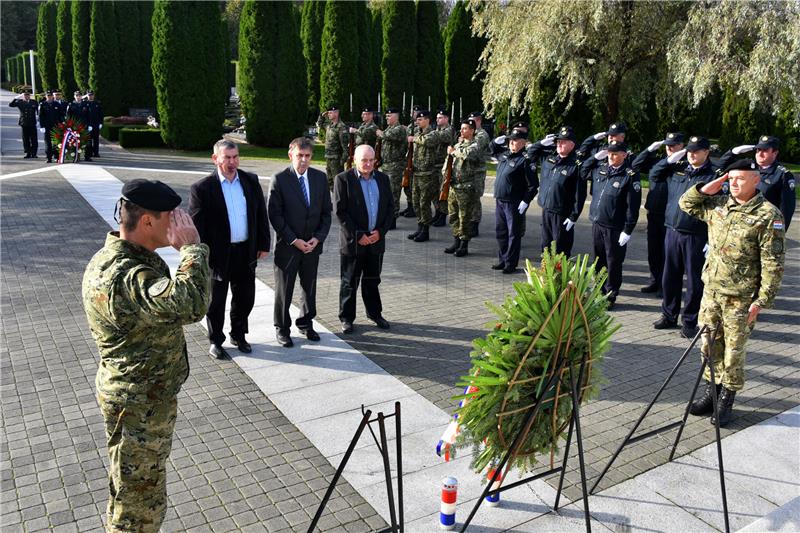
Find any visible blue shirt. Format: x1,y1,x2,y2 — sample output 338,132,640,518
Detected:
219,172,248,243
358,172,379,232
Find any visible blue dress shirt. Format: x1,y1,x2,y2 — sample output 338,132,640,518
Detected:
358,171,379,232
219,172,248,243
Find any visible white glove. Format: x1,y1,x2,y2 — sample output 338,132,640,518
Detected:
594,149,608,160
667,148,686,164
593,131,608,140
647,140,664,152
540,134,556,147
517,201,528,214
563,219,575,232
39,128,45,133
493,135,506,145
732,144,755,155
703,243,709,257
99,124,102,130
618,232,631,246
88,126,93,132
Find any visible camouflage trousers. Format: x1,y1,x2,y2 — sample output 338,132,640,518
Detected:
99,394,178,533
434,163,448,215
383,164,407,217
413,172,439,226
448,186,480,241
470,171,487,223
325,157,345,191
699,290,755,391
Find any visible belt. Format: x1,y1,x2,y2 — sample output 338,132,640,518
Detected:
230,241,247,248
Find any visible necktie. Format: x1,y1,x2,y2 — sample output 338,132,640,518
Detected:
298,174,309,206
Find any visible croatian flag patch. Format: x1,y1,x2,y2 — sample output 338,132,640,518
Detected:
773,220,784,230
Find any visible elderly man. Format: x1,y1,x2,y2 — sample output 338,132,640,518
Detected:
680,159,785,426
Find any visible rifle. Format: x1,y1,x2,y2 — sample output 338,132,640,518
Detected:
345,128,355,170
401,139,414,188
375,138,383,168
439,153,454,202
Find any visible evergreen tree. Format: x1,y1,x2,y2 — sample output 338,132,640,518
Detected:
89,1,122,114
414,0,444,111
371,9,383,111
444,2,482,115
114,2,155,109
301,0,325,120
381,1,416,111
137,1,156,107
36,1,58,91
319,0,360,120
238,0,307,146
355,1,373,109
71,0,90,91
56,0,76,95
152,1,226,150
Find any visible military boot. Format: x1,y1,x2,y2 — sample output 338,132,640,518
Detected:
407,224,422,240
403,206,416,218
432,212,447,227
470,222,479,238
454,239,469,257
711,387,736,427
413,225,430,242
444,237,460,254
689,381,722,416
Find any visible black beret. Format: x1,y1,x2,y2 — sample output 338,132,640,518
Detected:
686,135,710,151
362,106,374,113
460,118,476,129
468,111,483,119
437,109,450,117
664,132,685,146
386,107,400,114
121,179,181,211
555,125,576,142
608,122,627,135
606,140,628,152
417,109,432,118
412,104,421,111
508,129,527,140
326,105,339,112
724,158,758,173
755,135,779,150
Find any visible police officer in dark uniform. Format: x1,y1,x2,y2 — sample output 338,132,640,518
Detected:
580,140,642,308
85,90,104,158
38,90,65,163
650,135,719,337
526,125,587,256
9,91,39,158
66,91,92,161
490,128,539,273
631,132,686,296
576,121,628,161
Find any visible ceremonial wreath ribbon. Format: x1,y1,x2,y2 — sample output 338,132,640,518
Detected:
57,128,80,164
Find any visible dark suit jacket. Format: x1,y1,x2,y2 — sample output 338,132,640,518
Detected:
334,169,394,256
268,166,332,269
188,169,270,280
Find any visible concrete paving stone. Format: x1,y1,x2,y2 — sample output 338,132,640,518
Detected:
24,516,52,532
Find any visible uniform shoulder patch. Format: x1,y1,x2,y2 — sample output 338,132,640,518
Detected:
147,278,171,298
788,178,796,190
773,220,784,231
633,182,642,192
627,168,636,176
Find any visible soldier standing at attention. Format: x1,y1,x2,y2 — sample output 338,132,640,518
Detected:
85,90,104,158
400,105,422,218
376,108,408,227
467,111,491,237
38,90,64,163
82,180,209,533
317,105,350,190
9,90,38,158
431,109,456,227
681,159,785,427
66,90,93,161
443,118,484,257
350,106,379,149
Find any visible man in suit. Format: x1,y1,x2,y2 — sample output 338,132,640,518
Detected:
334,144,394,334
188,139,270,359
268,137,332,348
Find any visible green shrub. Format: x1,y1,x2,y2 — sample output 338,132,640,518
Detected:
119,127,165,148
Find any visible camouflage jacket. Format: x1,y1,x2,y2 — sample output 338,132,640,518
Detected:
317,113,350,160
474,128,492,167
413,126,450,175
450,138,484,189
82,233,210,403
433,125,456,167
355,120,379,148
380,123,409,168
679,185,785,308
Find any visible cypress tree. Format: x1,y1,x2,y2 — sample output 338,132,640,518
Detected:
152,1,226,150
114,2,155,109
71,0,90,90
89,1,122,114
36,1,58,91
444,2,482,115
414,0,444,111
56,0,76,95
371,9,383,110
301,0,325,120
319,0,360,120
238,0,307,146
137,1,156,107
381,1,416,111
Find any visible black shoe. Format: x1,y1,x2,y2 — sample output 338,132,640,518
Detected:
502,266,518,274
454,239,468,257
413,225,429,242
491,262,505,270
276,330,294,348
680,325,699,339
407,224,422,240
301,328,321,341
444,237,460,254
690,381,721,416
84,157,93,162
432,212,447,227
47,159,53,163
230,336,252,353
653,315,678,329
23,154,31,159
403,207,416,218
370,316,390,329
31,155,38,158
640,283,659,293
209,344,229,360
341,321,354,334
711,387,736,427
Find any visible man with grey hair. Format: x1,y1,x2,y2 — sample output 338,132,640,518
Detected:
189,139,270,359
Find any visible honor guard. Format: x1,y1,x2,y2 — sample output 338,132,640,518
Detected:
576,121,628,161
38,90,65,163
9,91,38,158
317,105,350,190
443,118,484,257
580,140,642,308
401,104,423,218
432,109,456,227
66,90,93,161
350,106,379,149
85,90,104,158
466,111,491,237
375,108,409,224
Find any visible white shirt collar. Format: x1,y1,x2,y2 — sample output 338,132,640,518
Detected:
219,171,239,183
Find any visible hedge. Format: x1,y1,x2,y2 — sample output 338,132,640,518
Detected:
119,127,165,148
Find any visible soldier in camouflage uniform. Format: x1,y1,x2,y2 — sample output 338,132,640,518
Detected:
431,110,456,227
317,105,350,190
82,179,210,533
443,118,484,257
467,111,491,236
350,107,379,149
680,159,785,427
376,108,408,223
400,105,422,218
406,110,452,243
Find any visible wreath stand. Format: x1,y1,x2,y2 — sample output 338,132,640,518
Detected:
589,324,731,533
460,282,596,532
308,402,403,533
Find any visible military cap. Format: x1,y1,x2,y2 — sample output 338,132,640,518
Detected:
460,118,477,129
87,90,95,96
755,135,779,150
362,106,374,113
468,111,483,119
121,179,181,211
606,140,628,152
724,158,758,173
45,90,53,96
664,132,685,146
508,129,527,140
412,104,421,111
417,109,432,118
512,121,528,130
437,108,450,117
686,135,710,151
555,125,576,142
386,107,400,114
326,105,339,112
74,90,82,96
22,89,31,94
608,122,627,135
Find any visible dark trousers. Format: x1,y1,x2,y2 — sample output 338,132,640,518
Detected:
541,210,574,256
273,251,320,333
661,228,705,327
339,251,383,322
90,127,100,156
21,125,38,156
592,224,627,300
206,243,255,345
495,199,525,270
43,129,54,160
646,212,666,288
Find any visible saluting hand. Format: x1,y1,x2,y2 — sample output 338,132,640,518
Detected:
168,208,201,250
701,173,728,196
